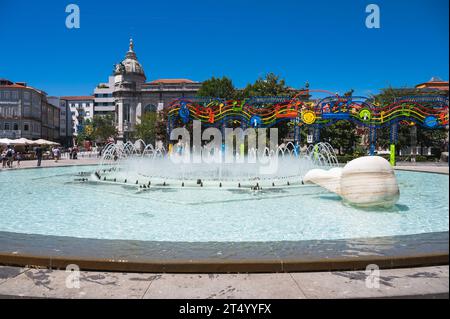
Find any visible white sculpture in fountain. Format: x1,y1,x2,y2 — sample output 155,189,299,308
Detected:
304,156,400,208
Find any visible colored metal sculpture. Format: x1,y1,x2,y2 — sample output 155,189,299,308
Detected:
167,90,449,164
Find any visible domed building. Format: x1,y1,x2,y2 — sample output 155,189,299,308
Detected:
111,39,201,141
114,39,146,78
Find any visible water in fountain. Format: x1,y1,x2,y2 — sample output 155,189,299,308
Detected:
97,141,338,189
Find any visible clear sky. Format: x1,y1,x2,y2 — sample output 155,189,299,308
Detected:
0,0,448,97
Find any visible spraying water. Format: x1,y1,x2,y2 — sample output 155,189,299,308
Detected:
97,141,338,189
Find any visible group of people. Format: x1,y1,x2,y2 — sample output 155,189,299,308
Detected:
67,146,79,160
0,146,22,169
0,144,91,168
0,145,64,168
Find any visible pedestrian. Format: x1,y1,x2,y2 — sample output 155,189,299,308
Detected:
72,146,78,160
15,151,22,168
52,146,60,163
0,149,6,169
6,145,14,168
35,145,43,167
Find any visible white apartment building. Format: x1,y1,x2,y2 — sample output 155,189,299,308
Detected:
94,76,115,116
60,96,94,136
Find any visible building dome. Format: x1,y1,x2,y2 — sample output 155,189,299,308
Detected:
114,39,146,78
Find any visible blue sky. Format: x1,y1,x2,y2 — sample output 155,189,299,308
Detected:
0,0,448,97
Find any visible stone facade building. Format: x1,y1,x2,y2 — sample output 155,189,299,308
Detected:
112,39,201,141
0,79,60,141
48,96,73,147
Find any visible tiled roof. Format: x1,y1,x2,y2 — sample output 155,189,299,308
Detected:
0,84,27,88
0,82,46,95
149,79,197,84
60,96,94,101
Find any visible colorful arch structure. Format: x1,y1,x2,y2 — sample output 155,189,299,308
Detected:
167,90,449,165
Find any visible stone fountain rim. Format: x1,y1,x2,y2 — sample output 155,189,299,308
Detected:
0,231,448,273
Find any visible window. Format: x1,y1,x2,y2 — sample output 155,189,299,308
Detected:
13,123,18,130
4,123,10,130
124,104,130,122
24,123,30,131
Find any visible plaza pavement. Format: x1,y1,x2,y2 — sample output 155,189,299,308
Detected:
0,158,100,170
0,265,447,299
394,163,449,174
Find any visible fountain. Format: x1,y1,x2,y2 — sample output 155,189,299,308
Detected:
97,141,339,190
98,140,400,207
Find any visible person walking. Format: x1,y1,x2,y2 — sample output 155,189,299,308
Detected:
35,145,43,167
52,146,60,163
0,149,6,169
72,146,78,160
15,151,22,168
6,146,14,168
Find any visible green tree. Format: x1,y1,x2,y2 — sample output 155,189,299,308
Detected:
321,121,358,155
197,76,236,99
91,114,117,143
240,73,294,141
75,118,94,145
155,107,169,145
133,111,158,144
76,130,89,146
373,86,448,156
241,73,291,97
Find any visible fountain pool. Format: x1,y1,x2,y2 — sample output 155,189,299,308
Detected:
0,165,447,242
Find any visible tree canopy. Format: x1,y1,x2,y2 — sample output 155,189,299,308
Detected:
321,121,358,155
373,87,448,153
76,114,117,145
197,76,236,99
241,73,291,97
133,111,158,144
92,114,117,143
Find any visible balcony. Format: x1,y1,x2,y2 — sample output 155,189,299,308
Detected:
0,130,21,139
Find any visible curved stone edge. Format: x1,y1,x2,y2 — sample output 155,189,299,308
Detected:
0,252,448,274
394,167,449,175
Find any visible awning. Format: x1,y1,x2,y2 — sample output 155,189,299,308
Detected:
32,139,60,146
0,138,59,146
